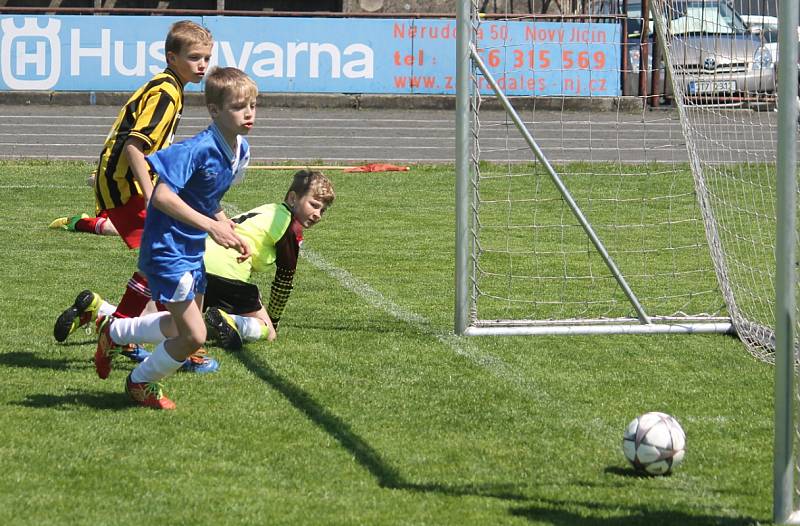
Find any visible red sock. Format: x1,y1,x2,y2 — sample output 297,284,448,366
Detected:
75,216,103,234
113,272,151,319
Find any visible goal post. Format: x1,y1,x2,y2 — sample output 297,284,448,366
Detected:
772,0,799,520
454,0,472,336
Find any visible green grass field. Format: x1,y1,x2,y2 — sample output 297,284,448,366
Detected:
0,160,775,525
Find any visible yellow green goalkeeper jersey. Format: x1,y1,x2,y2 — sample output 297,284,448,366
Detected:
204,203,295,282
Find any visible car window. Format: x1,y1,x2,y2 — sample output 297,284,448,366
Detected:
665,1,747,35
669,7,735,34
611,0,749,37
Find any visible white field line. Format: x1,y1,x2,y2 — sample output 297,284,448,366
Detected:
0,184,80,189
0,155,457,162
0,114,455,125
221,201,540,395
0,113,685,131
300,246,545,398
0,132,456,140
0,142,451,150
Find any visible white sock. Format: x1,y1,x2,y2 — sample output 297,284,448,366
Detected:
109,311,170,345
98,301,116,318
130,341,183,384
233,315,262,342
94,217,109,234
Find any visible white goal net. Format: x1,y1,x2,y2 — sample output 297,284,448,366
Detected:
458,0,797,364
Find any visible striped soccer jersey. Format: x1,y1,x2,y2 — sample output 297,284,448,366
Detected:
94,68,184,211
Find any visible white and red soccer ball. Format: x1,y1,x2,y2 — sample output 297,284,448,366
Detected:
622,411,686,475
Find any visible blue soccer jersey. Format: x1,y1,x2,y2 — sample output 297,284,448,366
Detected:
139,123,249,278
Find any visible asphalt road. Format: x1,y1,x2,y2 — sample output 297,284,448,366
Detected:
0,103,782,165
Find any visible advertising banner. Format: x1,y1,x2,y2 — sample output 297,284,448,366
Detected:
0,15,621,96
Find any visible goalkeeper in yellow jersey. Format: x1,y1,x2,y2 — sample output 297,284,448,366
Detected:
202,169,334,349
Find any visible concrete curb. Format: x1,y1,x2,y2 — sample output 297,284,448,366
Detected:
0,90,646,113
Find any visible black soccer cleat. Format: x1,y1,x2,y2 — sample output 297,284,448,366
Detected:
53,289,100,342
204,307,243,351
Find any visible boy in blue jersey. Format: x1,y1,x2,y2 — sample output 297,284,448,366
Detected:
94,66,257,410
81,171,335,355
51,21,214,337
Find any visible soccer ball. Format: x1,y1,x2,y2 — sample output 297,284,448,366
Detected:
622,411,686,475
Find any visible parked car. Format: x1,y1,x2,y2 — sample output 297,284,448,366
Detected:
606,0,777,104
740,15,779,58
740,14,799,87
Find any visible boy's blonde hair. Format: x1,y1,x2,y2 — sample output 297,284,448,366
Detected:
165,20,212,55
204,67,258,107
287,170,335,207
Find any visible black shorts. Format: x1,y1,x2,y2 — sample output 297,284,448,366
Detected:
204,274,262,315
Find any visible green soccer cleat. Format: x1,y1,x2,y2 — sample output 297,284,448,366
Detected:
204,307,243,351
64,213,89,232
53,289,103,342
48,217,69,229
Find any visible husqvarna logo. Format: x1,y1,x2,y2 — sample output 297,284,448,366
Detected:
1,17,61,90
703,56,716,71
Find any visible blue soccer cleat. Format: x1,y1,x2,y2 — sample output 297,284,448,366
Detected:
120,345,151,363
180,349,219,374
